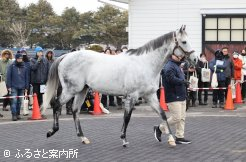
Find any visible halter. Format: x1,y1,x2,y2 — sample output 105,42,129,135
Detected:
172,31,195,58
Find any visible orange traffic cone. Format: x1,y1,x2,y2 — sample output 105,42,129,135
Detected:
92,92,102,115
29,93,43,120
234,82,243,104
224,85,234,110
160,86,168,111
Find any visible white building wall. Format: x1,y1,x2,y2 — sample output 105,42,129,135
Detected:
128,0,246,53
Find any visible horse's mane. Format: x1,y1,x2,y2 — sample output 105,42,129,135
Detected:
127,31,173,56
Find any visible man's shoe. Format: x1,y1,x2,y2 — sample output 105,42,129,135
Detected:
199,102,203,105
175,137,191,144
190,102,196,107
219,103,224,108
66,111,73,115
0,113,4,118
12,115,17,121
41,115,47,119
17,115,21,120
109,103,116,107
212,104,217,108
3,107,9,111
153,126,162,142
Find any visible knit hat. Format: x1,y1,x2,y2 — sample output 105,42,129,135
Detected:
233,52,239,56
35,46,43,53
15,53,23,59
20,48,27,54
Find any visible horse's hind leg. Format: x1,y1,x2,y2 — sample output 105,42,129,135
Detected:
47,87,73,138
72,87,90,144
120,96,135,147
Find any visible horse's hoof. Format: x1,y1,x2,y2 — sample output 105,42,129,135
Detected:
122,139,129,147
168,135,176,147
81,137,90,144
47,130,53,138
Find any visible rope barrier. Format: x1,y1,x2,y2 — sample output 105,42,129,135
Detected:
0,95,33,99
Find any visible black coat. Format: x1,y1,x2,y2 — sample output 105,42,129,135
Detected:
162,59,186,103
30,57,49,84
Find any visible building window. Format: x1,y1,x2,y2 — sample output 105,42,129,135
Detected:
204,16,246,42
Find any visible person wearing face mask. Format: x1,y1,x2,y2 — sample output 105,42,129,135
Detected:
6,53,29,121
154,53,191,145
232,52,242,81
222,47,234,97
240,49,246,100
183,61,197,107
30,46,49,118
20,48,30,84
196,53,209,105
20,48,32,112
209,50,227,108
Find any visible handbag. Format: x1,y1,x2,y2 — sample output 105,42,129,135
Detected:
23,96,29,115
211,66,218,88
189,71,198,91
0,75,8,97
201,62,211,82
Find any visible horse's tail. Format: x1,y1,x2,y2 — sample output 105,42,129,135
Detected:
43,55,66,110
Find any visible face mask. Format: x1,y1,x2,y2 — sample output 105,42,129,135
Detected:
233,55,239,59
200,57,207,62
16,62,22,66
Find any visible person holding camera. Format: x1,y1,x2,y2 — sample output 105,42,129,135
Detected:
30,46,49,117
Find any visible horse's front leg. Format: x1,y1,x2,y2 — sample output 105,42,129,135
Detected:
47,97,61,138
145,93,176,147
120,96,134,147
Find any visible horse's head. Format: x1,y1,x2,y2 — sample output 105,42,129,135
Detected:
172,25,197,66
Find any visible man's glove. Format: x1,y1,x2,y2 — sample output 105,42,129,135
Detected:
183,80,190,86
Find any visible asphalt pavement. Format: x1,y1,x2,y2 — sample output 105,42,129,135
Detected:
0,102,245,162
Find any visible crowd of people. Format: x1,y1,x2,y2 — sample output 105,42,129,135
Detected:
0,47,53,120
182,47,246,109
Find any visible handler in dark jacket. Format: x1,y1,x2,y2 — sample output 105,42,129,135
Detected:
7,53,29,121
30,46,49,109
155,54,191,145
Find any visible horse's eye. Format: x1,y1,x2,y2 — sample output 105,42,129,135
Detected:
182,41,187,44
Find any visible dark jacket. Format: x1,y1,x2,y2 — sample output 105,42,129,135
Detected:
30,57,49,84
24,61,31,85
6,61,29,89
162,59,186,103
209,58,227,81
223,55,234,78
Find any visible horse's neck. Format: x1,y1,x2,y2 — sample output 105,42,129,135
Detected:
143,46,172,76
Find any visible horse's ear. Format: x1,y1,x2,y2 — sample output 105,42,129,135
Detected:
183,25,186,31
179,25,183,33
